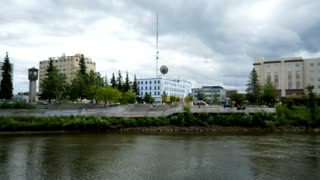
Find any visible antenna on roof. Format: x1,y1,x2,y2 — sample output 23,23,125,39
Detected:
155,12,159,78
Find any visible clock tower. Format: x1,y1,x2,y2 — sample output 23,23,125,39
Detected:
28,67,38,102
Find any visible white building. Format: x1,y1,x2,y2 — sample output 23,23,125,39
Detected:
192,86,227,104
137,76,192,103
253,57,320,98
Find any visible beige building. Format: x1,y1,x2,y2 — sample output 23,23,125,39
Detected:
253,57,320,98
39,54,96,92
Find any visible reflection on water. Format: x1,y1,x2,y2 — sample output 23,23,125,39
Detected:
0,133,319,180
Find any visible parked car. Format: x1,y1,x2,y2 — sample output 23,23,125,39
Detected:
223,104,233,108
193,101,208,106
237,105,246,110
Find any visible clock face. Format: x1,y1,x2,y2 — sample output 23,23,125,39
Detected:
33,71,38,76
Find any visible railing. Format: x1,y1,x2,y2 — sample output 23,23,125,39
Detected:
0,106,275,117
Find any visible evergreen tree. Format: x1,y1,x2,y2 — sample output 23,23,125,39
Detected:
40,59,67,102
246,68,261,104
306,85,316,126
0,52,13,100
69,54,89,101
78,54,87,76
123,71,130,92
116,70,123,91
132,74,139,96
110,73,116,88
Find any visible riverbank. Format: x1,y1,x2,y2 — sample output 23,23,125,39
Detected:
0,113,319,133
120,125,319,133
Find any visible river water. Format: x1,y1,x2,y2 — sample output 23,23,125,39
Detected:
0,132,319,180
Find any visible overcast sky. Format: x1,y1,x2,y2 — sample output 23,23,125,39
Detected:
1,0,320,94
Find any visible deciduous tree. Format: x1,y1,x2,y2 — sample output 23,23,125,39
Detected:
144,92,155,104
230,91,245,107
261,81,277,105
96,86,121,107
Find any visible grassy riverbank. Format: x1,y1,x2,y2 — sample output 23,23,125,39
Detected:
0,109,319,132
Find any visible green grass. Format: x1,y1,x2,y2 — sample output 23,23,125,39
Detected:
0,106,319,131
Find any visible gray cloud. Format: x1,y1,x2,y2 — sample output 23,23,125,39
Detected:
1,0,320,93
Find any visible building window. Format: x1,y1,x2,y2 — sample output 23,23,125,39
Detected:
154,86,156,90
141,92,143,96
154,80,156,84
158,80,160,84
154,92,156,95
141,81,143,85
296,63,300,67
296,71,301,79
266,65,270,68
146,81,148,84
149,81,152,84
267,72,271,82
287,63,292,67
318,85,320,89
274,72,279,88
296,82,301,89
288,82,292,89
141,87,143,90
158,92,160,95
310,63,314,66
158,86,160,90
288,71,292,80
138,81,140,85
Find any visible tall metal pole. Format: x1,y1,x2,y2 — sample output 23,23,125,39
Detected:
156,13,159,78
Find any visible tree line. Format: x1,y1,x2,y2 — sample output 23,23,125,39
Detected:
40,54,140,105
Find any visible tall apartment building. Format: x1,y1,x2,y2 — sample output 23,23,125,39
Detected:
253,57,320,98
137,76,192,103
39,54,96,92
192,86,227,104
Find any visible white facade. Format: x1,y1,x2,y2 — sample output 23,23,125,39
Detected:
192,86,227,104
137,76,192,103
253,57,320,97
39,54,96,93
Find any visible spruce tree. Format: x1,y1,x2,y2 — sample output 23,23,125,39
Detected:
116,70,123,91
40,59,66,102
78,54,87,77
110,73,116,88
0,52,13,100
123,71,130,92
246,68,261,104
132,74,139,96
69,54,89,101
